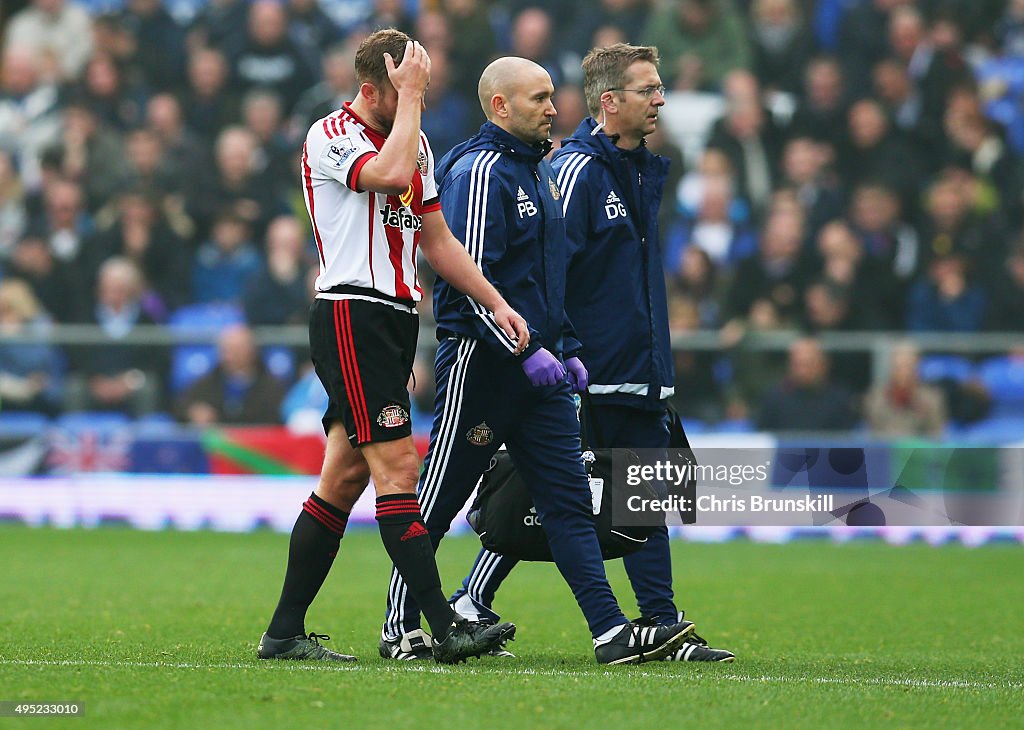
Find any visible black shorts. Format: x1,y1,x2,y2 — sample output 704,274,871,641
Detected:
309,297,418,446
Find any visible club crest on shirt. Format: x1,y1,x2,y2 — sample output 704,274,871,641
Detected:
466,422,494,446
377,404,410,428
416,150,428,175
548,178,561,201
325,139,356,168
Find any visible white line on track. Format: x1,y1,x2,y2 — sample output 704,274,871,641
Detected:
1,659,1021,691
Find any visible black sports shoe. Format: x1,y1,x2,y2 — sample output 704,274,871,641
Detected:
432,617,516,665
257,632,357,661
594,620,695,665
635,613,735,663
379,629,434,661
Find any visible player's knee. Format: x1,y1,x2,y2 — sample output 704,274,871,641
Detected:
374,451,421,494
319,462,370,508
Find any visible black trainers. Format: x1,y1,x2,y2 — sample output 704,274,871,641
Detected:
257,631,357,661
594,620,695,665
432,617,516,665
379,629,433,661
636,613,735,663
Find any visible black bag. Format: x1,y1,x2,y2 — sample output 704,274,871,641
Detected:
466,396,664,562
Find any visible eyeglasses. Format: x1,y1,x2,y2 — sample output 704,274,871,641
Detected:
607,85,667,99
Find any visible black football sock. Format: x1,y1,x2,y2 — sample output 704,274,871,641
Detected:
266,493,348,639
375,493,457,640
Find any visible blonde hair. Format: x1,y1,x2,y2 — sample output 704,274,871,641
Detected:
0,278,42,322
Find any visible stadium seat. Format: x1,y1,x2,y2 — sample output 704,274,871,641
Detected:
961,416,1024,445
978,356,1024,417
710,418,755,434
263,346,296,383
0,411,51,437
56,411,131,434
918,355,974,383
167,303,245,393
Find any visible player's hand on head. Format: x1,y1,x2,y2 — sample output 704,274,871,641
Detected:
384,40,431,98
493,303,530,355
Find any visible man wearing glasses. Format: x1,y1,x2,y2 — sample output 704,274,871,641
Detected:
452,43,735,662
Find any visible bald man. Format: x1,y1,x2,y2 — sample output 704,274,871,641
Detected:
379,57,696,665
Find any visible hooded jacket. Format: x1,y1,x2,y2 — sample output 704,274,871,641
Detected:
552,117,673,410
434,121,580,360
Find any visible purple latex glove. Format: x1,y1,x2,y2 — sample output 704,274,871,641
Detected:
565,356,588,394
522,347,566,387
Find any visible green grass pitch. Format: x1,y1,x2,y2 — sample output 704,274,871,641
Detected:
1,526,1021,728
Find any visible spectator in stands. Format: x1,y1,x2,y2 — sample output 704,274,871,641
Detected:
749,0,816,95
441,0,498,104
0,45,62,192
69,256,165,415
240,89,296,186
815,219,898,329
180,47,241,145
644,0,751,91
779,136,842,243
121,127,183,201
986,239,1024,332
839,98,924,214
836,0,907,99
887,5,971,146
916,174,1003,275
668,245,721,329
420,50,474,159
185,126,289,241
52,99,130,213
0,150,27,260
75,52,146,132
706,71,784,217
286,0,345,64
187,0,249,55
667,292,724,421
29,178,93,266
243,215,309,326
872,56,941,160
664,173,757,269
757,336,858,432
86,191,191,315
0,278,64,415
943,99,1018,223
2,0,94,83
847,180,919,286
117,0,188,92
550,84,588,150
508,7,571,88
175,323,287,425
4,234,84,323
228,0,317,114
722,206,811,330
787,55,848,152
192,209,262,305
864,341,947,438
145,93,211,195
906,252,986,332
567,0,651,58
289,41,358,142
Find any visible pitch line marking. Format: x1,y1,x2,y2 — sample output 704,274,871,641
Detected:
1,659,1021,691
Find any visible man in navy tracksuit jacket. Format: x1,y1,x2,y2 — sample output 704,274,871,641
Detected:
451,45,734,662
380,56,694,665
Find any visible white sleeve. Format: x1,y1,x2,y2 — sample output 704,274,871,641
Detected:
311,125,378,192
421,134,439,206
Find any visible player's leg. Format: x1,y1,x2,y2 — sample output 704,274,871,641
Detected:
258,299,370,661
450,547,517,623
381,337,511,647
505,384,695,663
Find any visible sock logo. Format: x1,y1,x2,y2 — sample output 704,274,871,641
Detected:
401,521,428,541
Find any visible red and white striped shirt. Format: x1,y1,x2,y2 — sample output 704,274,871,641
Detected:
301,103,440,308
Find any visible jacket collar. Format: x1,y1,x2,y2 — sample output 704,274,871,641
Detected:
476,120,553,162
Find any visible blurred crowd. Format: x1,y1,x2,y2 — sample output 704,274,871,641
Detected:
2,0,1024,434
